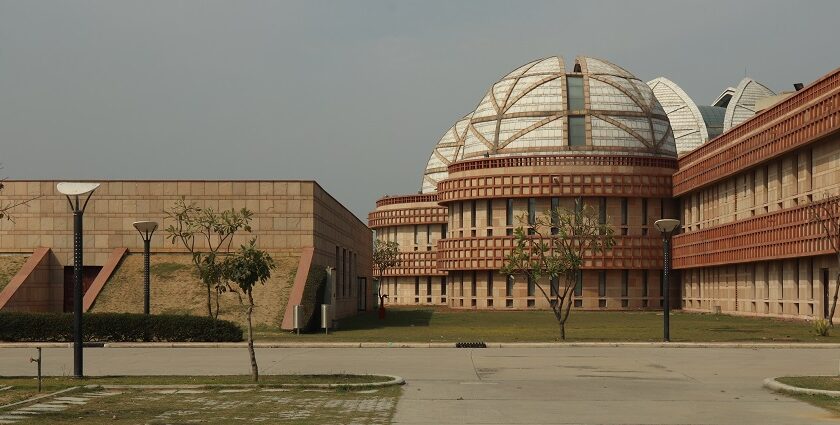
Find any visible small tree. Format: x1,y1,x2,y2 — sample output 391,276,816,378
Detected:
164,198,253,318
501,201,614,340
221,239,275,382
809,194,840,326
372,239,400,313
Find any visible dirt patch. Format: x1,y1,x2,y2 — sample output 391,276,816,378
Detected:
0,255,28,294
90,253,299,327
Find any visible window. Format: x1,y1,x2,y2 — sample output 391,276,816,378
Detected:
335,246,340,297
641,199,648,235
441,277,447,296
459,273,464,297
574,272,583,297
569,116,585,146
567,76,584,110
426,224,431,245
413,225,418,245
575,197,583,215
621,270,629,297
441,224,447,239
550,276,559,297
527,275,535,297
642,270,649,297
506,275,514,297
598,271,606,298
506,199,514,236
620,198,628,235
459,203,464,228
487,271,494,297
471,200,477,229
528,198,536,235
426,277,432,297
486,199,493,230
414,277,420,296
550,197,560,235
599,197,607,225
471,271,477,297
659,198,665,219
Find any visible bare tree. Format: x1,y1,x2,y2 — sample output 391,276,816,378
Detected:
164,198,253,318
0,180,40,223
372,239,400,317
809,194,840,326
501,201,614,340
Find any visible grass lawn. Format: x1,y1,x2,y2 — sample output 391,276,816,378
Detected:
0,255,28,293
777,376,840,391
255,307,838,343
0,375,391,408
774,376,840,417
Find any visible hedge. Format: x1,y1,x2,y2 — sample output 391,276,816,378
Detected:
0,312,243,342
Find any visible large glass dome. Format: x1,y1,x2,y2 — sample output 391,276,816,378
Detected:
455,56,676,161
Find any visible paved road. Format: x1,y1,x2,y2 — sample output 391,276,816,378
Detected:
0,346,838,424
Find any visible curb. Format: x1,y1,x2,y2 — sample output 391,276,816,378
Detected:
3,342,840,349
763,377,840,397
97,375,405,390
764,378,840,397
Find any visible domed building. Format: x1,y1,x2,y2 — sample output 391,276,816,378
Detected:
647,77,725,155
647,76,774,156
370,55,680,310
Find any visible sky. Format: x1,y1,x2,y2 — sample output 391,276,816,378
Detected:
1,0,838,219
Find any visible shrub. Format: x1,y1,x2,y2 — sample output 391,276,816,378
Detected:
813,318,831,337
0,312,243,342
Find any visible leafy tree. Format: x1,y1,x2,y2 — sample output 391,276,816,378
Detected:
164,198,253,318
372,239,400,311
221,239,275,382
809,194,840,326
501,201,614,340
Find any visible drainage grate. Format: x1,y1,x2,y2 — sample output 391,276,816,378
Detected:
455,341,486,348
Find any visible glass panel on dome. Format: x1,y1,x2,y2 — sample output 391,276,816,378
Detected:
567,76,584,110
568,116,585,146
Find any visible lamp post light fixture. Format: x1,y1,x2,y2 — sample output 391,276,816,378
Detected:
654,218,680,342
56,182,100,379
133,221,158,316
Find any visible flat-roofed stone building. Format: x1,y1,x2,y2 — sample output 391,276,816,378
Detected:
673,68,840,320
0,180,372,327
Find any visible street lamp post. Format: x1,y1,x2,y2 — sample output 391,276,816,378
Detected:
133,221,158,315
654,218,680,342
57,182,100,379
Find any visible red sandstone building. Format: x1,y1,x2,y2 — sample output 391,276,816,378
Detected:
370,56,840,321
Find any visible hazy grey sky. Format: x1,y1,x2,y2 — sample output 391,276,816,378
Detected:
2,1,838,218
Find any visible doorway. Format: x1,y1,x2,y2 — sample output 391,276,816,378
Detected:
63,266,102,312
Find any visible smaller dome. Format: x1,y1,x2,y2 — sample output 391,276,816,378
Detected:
648,77,725,154
724,78,775,131
421,114,472,194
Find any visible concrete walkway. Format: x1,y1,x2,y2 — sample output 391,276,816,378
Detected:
0,346,838,424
